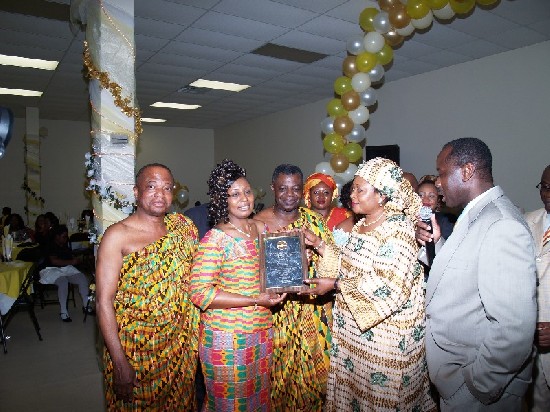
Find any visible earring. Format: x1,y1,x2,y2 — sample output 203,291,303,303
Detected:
378,200,383,207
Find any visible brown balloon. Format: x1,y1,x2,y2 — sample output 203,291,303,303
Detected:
341,90,361,112
378,0,401,12
342,55,359,78
333,115,354,136
330,153,350,173
383,30,404,47
388,3,411,29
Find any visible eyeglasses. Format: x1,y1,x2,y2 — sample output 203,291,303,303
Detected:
536,183,550,192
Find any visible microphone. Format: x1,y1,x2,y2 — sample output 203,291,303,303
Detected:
419,206,435,267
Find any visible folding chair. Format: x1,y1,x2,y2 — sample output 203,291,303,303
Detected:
2,264,43,353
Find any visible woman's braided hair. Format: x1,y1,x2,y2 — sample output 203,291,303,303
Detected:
207,159,247,225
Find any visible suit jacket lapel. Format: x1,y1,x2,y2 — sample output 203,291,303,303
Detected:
426,186,504,305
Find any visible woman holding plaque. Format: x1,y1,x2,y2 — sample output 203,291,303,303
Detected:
302,157,436,412
190,159,285,412
304,172,351,231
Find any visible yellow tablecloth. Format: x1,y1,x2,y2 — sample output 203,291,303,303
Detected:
0,261,33,315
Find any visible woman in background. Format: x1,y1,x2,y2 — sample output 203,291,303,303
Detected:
190,159,285,412
304,172,351,231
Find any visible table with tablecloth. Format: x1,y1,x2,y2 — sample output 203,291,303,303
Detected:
0,261,34,315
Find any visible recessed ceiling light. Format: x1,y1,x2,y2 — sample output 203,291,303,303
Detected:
189,79,250,92
141,117,167,123
0,87,42,97
0,54,58,70
151,102,201,110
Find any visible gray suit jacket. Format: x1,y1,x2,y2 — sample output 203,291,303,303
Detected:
425,186,537,405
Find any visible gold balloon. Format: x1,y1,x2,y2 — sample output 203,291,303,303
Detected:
342,55,359,78
341,90,361,112
330,153,350,173
383,30,404,47
378,0,402,11
333,115,355,136
449,0,475,13
388,3,411,29
359,8,379,32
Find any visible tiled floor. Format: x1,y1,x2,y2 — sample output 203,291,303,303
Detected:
0,296,105,411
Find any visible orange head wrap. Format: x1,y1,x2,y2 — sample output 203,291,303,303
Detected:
304,172,338,208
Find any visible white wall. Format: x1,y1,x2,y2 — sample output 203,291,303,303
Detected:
0,118,214,224
214,41,550,212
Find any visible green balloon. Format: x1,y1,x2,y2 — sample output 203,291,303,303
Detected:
334,76,353,96
342,142,363,163
323,133,345,154
326,98,347,117
356,52,377,73
376,44,394,66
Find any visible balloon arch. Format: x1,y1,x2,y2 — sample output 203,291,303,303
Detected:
315,0,500,186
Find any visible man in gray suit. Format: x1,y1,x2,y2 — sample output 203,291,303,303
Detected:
525,164,550,411
417,137,537,411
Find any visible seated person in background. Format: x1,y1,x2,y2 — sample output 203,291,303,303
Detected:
417,175,455,240
5,213,34,242
34,214,53,248
44,211,60,229
1,206,11,230
81,209,94,231
39,224,92,322
303,172,351,231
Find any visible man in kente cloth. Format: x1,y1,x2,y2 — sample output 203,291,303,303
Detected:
96,163,199,410
255,164,333,411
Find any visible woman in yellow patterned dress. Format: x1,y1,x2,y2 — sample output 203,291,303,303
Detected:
302,157,437,411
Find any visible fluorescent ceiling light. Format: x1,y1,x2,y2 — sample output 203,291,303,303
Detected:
0,87,42,97
190,79,250,92
151,102,201,110
141,117,167,123
0,54,58,70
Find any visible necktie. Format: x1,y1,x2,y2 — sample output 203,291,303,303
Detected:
543,226,550,248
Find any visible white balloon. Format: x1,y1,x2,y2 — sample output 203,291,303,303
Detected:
320,116,334,135
351,72,371,93
359,87,377,107
373,11,391,34
346,34,365,55
349,105,370,125
363,31,385,54
345,124,366,143
411,10,433,30
368,64,385,83
315,161,334,176
395,22,415,37
433,4,455,20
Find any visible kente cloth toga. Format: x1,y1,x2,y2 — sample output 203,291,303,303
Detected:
103,213,200,411
270,207,334,412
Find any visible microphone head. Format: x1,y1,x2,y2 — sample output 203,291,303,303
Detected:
419,206,433,222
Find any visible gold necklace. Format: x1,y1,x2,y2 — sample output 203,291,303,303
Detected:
361,212,385,229
228,220,252,238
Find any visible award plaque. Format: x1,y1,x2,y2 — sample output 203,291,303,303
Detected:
259,231,308,293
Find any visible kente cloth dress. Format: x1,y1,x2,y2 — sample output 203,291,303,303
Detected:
325,207,352,231
103,213,200,411
317,215,436,412
190,228,273,412
270,207,333,412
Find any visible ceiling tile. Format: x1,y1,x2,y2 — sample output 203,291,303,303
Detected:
485,26,547,49
162,42,243,62
298,15,362,41
274,30,344,55
135,1,206,26
135,17,186,40
417,50,471,67
449,39,508,59
174,28,264,52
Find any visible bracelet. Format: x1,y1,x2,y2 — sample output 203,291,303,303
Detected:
333,278,339,291
314,240,325,251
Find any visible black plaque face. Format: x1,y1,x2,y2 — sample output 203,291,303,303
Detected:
259,231,308,293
